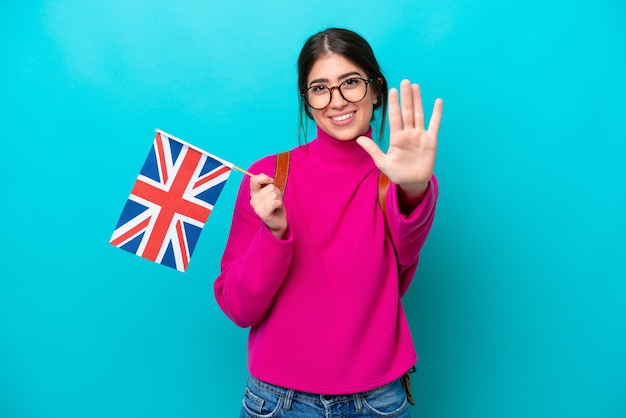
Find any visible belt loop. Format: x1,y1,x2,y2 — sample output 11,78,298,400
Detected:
283,388,295,411
353,393,363,412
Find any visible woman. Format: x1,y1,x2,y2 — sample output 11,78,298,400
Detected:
214,27,443,417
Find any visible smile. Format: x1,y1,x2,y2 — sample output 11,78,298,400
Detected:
331,112,354,122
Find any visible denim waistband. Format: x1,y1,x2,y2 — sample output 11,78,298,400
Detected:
247,375,399,410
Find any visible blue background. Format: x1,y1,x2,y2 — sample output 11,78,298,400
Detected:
1,1,625,417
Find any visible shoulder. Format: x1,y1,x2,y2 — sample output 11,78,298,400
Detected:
247,145,302,177
247,154,278,177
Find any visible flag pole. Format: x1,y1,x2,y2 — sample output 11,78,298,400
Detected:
232,165,253,177
155,129,253,177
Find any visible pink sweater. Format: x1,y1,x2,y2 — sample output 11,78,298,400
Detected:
214,126,438,394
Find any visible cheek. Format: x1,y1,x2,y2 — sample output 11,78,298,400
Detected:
310,109,326,124
370,89,380,106
360,99,376,120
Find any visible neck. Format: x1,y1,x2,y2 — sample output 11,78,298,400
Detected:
304,126,375,172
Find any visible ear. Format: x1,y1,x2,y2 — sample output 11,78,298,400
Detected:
373,77,384,105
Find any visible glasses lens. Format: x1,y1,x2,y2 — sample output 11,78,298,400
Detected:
306,86,331,109
339,78,368,103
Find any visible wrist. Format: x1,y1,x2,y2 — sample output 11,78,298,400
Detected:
399,181,429,199
398,181,429,212
269,225,288,240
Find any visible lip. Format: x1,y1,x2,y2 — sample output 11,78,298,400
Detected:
328,111,355,126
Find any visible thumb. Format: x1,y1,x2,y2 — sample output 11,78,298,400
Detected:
356,136,386,170
249,173,274,192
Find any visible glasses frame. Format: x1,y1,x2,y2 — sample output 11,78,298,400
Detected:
301,77,375,110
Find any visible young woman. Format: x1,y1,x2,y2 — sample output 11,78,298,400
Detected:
214,27,443,417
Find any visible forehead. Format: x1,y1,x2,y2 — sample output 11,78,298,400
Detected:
307,53,366,83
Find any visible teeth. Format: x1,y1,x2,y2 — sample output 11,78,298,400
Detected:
332,113,353,121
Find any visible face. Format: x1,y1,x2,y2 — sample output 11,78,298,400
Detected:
306,54,378,141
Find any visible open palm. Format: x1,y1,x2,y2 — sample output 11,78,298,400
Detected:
358,80,443,194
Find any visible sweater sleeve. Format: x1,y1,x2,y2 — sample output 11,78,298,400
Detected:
213,159,294,328
386,174,439,296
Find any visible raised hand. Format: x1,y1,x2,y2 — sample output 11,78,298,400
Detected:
357,79,443,199
249,174,288,239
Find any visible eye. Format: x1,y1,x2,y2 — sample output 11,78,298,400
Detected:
342,78,362,88
309,84,328,95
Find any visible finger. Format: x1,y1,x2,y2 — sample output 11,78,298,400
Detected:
412,84,425,130
387,88,402,133
356,136,386,170
253,194,284,223
254,183,282,202
427,98,444,138
251,185,283,217
257,193,284,214
400,79,414,129
249,173,274,193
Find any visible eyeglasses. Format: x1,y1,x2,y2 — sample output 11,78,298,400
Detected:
301,77,374,110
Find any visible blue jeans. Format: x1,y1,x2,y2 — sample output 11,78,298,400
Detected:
240,375,411,417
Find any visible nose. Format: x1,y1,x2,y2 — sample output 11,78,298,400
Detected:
328,86,348,107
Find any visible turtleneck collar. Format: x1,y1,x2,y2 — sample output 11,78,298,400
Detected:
303,125,376,172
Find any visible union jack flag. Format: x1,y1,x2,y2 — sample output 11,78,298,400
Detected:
110,130,232,272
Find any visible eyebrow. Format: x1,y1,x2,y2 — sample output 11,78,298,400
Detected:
309,71,363,86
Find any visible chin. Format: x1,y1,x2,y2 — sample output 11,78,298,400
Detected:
324,124,369,142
